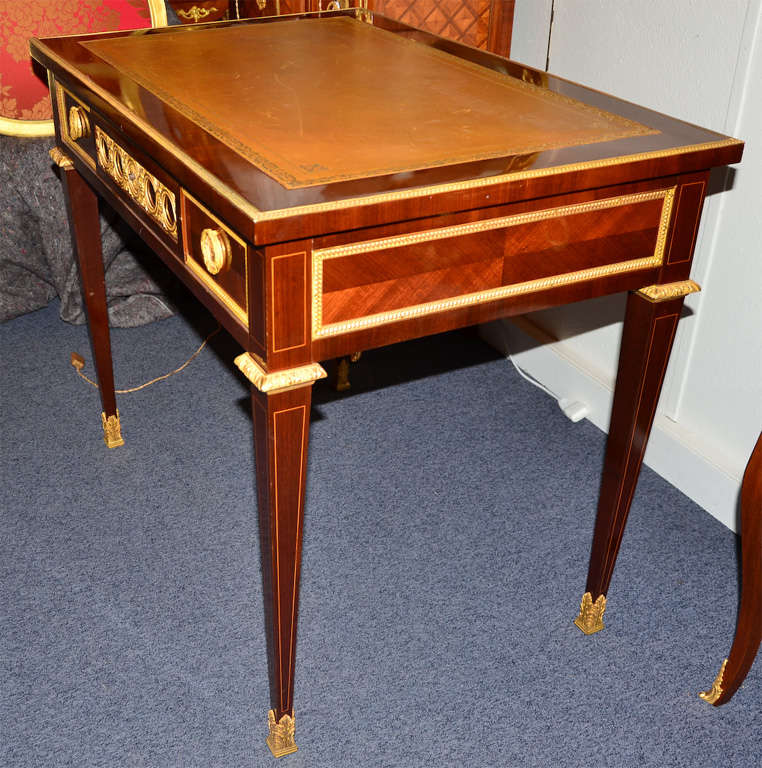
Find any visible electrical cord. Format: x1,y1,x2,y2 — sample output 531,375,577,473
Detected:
497,318,559,399
71,325,221,394
497,320,590,423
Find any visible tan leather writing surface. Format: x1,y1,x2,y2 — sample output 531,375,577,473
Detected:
84,17,656,189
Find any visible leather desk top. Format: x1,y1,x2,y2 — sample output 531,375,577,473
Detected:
31,12,743,242
83,17,655,189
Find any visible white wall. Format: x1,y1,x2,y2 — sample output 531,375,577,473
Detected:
510,0,553,68
496,0,762,531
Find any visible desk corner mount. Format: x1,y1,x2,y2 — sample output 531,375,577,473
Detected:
234,353,326,394
699,658,728,705
49,146,74,170
101,410,125,449
573,592,607,635
636,280,701,303
267,709,298,758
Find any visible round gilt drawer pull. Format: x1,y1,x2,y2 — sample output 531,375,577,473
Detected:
200,228,232,275
68,105,90,140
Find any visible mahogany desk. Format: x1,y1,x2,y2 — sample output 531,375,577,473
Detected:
31,12,745,757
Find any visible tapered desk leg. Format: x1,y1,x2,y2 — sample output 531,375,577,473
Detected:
235,354,325,757
700,432,762,705
575,287,690,633
57,155,123,448
251,381,313,757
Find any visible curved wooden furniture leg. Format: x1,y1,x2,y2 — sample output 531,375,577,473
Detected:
700,431,762,705
575,286,692,632
55,150,123,448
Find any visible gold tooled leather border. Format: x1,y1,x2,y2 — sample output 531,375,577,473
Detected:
312,188,676,338
258,143,735,222
83,17,658,190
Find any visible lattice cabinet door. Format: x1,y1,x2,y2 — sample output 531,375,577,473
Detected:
366,0,514,56
235,0,309,16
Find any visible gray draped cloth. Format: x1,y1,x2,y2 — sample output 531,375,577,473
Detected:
0,136,175,326
0,4,181,327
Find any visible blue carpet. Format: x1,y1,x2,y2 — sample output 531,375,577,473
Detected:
1,302,760,767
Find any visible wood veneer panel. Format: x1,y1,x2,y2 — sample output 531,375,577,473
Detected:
321,229,506,291
323,257,505,323
666,180,706,265
271,252,308,353
312,266,663,361
316,190,672,333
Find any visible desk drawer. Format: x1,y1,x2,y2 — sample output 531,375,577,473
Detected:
93,126,179,244
55,84,97,170
312,188,676,339
181,191,249,327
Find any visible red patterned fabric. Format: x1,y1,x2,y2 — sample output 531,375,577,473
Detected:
0,0,153,122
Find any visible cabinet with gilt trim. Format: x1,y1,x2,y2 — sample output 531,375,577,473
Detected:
167,0,308,24
236,0,308,16
170,0,513,58
169,0,307,21
168,1,232,23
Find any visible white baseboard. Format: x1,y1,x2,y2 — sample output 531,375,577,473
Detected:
480,318,742,532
